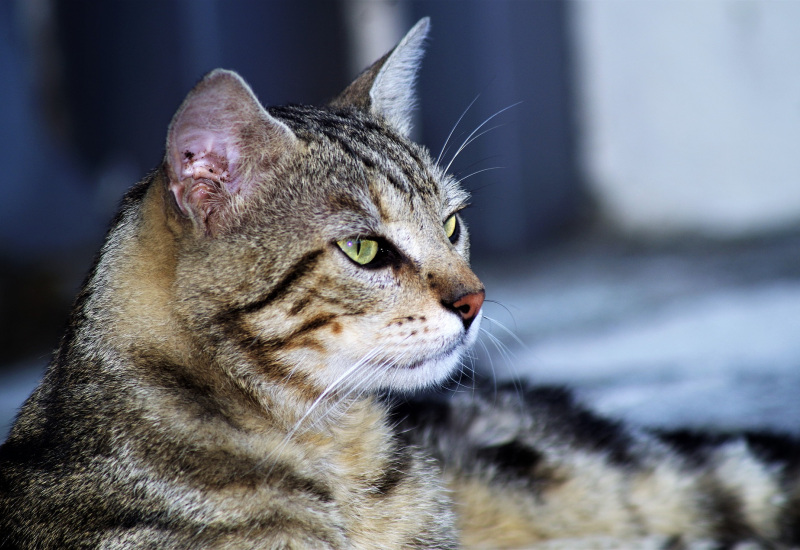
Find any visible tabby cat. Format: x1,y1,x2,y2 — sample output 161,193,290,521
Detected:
1,18,799,549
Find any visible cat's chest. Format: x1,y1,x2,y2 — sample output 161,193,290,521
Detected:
288,405,458,548
110,397,455,548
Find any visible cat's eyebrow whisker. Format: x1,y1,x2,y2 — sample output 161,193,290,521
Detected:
436,94,481,168
443,102,522,175
443,126,504,177
446,124,504,171
455,166,504,185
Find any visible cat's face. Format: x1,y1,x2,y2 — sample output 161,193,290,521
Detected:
164,20,483,395
247,107,482,393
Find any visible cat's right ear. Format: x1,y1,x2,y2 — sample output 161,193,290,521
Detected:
165,69,297,234
331,17,429,137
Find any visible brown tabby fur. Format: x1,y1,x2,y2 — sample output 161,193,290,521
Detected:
2,19,799,549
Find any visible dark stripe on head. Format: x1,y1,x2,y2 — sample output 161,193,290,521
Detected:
322,129,411,195
271,105,434,196
223,249,323,320
330,108,435,190
328,192,372,218
290,313,338,338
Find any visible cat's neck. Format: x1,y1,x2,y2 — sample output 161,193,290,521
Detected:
69,176,190,367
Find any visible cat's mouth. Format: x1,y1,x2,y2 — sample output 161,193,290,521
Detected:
369,313,482,389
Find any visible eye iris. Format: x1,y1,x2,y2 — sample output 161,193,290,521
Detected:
444,215,457,239
338,238,379,265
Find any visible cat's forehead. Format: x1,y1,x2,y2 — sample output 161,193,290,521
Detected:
270,104,467,222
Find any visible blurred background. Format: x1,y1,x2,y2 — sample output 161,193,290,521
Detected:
2,0,800,440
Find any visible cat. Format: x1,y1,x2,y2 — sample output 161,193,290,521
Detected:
1,17,799,549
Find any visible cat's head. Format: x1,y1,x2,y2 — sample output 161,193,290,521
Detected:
161,19,484,395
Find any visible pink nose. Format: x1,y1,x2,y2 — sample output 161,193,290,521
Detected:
451,290,485,329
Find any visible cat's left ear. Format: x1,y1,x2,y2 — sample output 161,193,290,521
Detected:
331,17,429,137
165,69,297,234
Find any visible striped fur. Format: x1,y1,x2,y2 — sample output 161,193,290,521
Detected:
393,385,800,548
1,18,799,549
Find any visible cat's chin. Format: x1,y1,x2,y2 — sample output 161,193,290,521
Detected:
371,353,459,393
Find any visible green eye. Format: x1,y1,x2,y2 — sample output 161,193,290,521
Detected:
337,238,379,265
444,214,458,240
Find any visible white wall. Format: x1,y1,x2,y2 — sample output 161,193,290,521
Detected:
572,0,800,237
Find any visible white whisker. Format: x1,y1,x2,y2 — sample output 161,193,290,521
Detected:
263,347,383,473
479,321,527,405
448,124,504,169
443,102,522,175
456,166,504,186
436,94,481,168
482,314,527,349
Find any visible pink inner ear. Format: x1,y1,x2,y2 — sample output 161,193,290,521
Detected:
168,122,243,219
182,149,228,182
165,70,298,227
178,130,242,193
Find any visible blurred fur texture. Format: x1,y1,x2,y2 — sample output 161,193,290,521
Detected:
1,18,799,549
